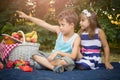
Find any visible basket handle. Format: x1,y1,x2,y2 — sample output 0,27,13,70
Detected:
17,30,26,44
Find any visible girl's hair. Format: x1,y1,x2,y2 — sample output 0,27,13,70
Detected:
57,9,78,27
78,9,101,39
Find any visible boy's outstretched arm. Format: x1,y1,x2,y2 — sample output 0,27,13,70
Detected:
16,11,60,35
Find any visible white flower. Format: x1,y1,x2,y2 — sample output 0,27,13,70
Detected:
82,9,91,17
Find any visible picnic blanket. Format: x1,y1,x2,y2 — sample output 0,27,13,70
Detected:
0,62,120,80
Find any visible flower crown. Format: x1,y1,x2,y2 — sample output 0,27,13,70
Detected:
82,9,91,17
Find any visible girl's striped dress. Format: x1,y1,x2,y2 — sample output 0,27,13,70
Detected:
75,28,102,70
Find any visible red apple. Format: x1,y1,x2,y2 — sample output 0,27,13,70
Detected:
12,32,20,40
31,38,37,43
14,60,20,65
19,65,33,72
14,34,21,40
6,60,14,69
25,61,30,65
0,62,4,70
17,32,22,37
20,38,23,42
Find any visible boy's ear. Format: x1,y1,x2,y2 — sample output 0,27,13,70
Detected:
70,23,75,28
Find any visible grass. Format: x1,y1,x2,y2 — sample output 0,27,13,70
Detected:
110,53,120,62
102,53,120,63
102,47,120,63
109,46,120,62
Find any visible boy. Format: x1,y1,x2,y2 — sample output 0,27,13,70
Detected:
16,9,80,73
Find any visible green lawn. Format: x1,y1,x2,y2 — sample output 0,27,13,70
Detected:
110,53,120,62
102,47,120,62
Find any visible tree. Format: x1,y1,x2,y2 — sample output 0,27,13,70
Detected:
0,0,120,48
72,0,120,43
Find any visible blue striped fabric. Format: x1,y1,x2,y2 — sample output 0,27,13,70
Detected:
75,28,102,70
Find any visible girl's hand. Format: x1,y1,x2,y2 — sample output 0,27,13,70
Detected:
105,62,114,69
16,10,28,19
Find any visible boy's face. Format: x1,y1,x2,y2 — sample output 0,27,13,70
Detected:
58,19,73,35
79,14,90,30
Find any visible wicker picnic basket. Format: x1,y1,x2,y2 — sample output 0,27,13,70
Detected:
8,30,40,65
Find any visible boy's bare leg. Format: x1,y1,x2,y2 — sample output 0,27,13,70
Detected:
32,55,54,70
32,55,65,73
50,59,67,66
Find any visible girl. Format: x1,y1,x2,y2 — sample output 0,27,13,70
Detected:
75,9,113,70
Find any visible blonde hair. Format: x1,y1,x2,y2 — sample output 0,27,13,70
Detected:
57,9,78,27
78,9,101,39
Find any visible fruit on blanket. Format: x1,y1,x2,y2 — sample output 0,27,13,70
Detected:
14,59,25,66
19,65,33,72
14,60,20,65
6,60,14,69
14,59,30,68
0,62,4,70
25,61,30,65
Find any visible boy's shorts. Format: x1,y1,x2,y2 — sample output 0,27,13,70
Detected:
61,56,75,71
34,51,75,71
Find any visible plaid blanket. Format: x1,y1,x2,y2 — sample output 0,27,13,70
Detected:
0,41,18,61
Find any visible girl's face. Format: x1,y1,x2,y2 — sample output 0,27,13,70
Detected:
58,19,73,35
79,14,90,30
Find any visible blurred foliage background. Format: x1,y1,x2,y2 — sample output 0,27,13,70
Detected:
0,0,120,53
